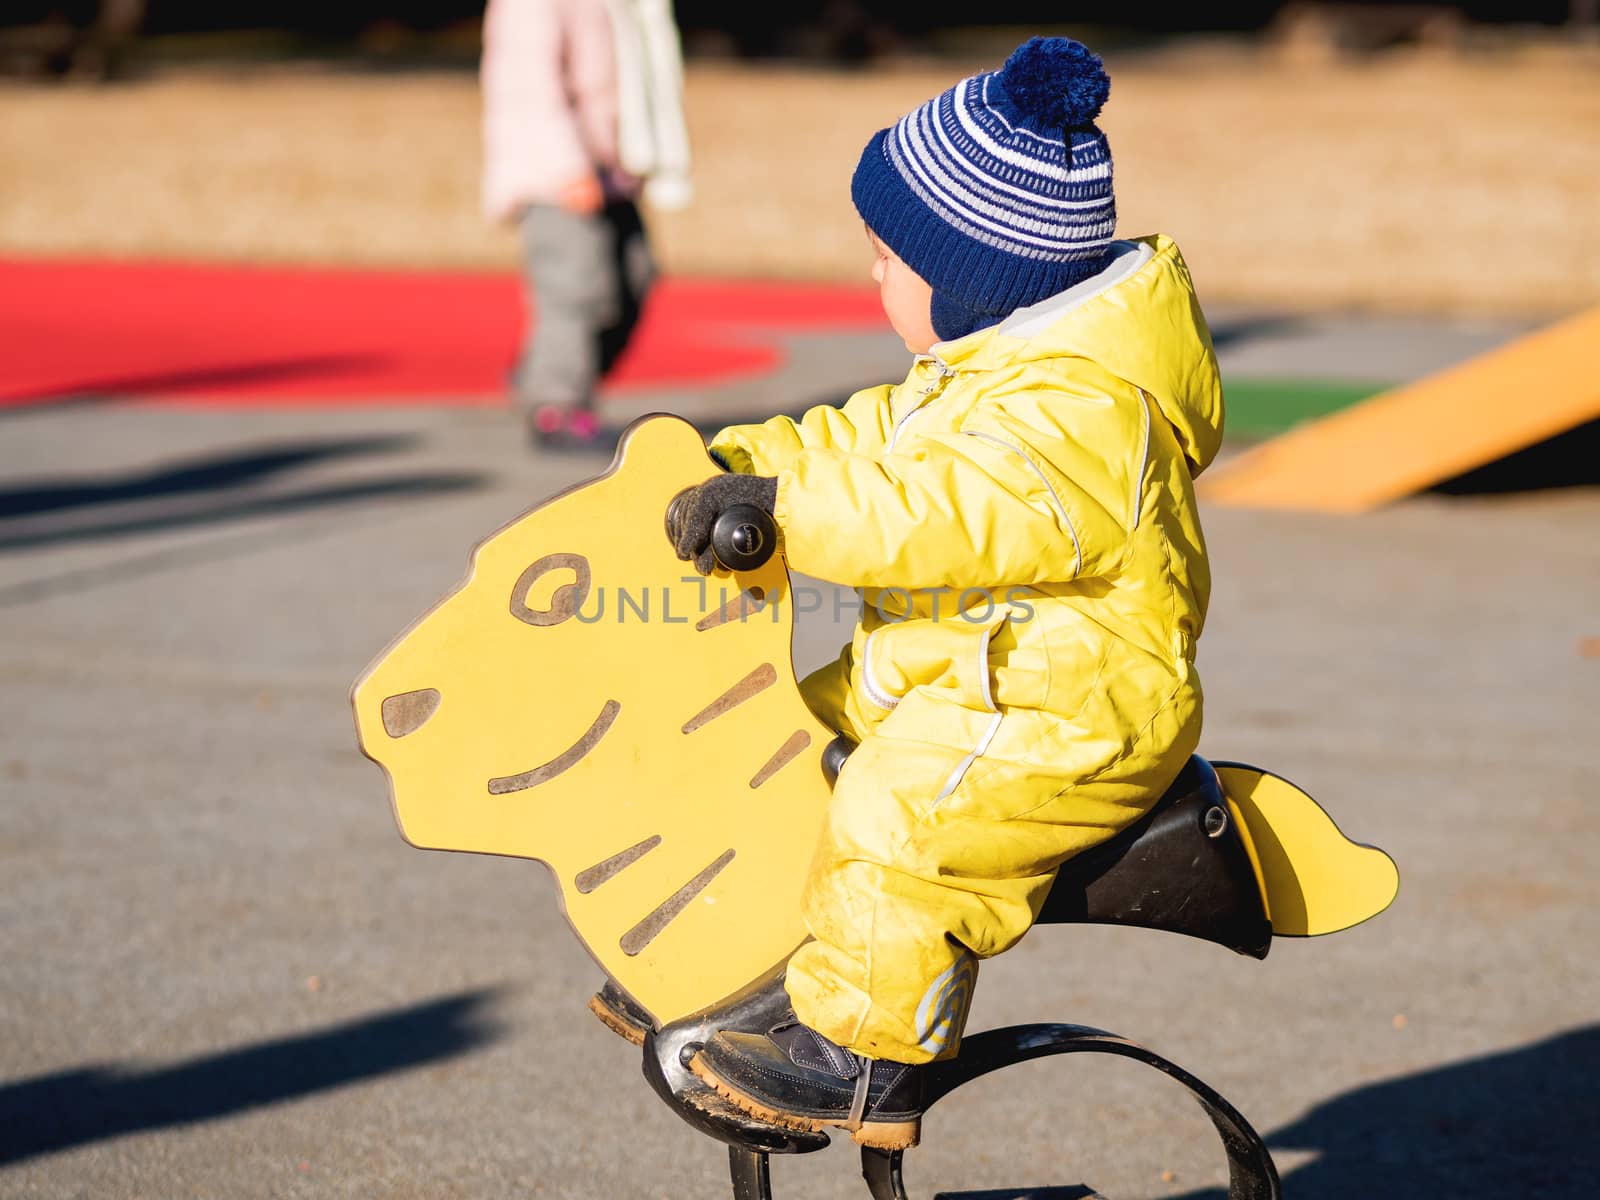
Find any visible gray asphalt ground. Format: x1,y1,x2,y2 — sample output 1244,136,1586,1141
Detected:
2,314,1597,1200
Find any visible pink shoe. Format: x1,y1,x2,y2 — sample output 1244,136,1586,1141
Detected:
528,405,604,451
565,408,600,440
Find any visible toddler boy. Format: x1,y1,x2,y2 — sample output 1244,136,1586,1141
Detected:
667,36,1223,1150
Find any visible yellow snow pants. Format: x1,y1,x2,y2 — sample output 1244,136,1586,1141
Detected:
786,658,1201,1065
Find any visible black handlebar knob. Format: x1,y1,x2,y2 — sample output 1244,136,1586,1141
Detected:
711,505,778,572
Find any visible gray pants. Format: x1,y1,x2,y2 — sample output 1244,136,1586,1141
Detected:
515,199,655,412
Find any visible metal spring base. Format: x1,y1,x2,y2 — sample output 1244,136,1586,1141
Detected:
708,1022,1281,1200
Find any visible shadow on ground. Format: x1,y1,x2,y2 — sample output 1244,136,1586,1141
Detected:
1433,418,1600,497
0,435,487,552
1207,315,1303,351
0,434,416,519
0,355,391,410
0,988,507,1167
1160,1023,1600,1200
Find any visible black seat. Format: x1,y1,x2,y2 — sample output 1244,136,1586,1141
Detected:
1034,755,1271,958
821,742,1271,960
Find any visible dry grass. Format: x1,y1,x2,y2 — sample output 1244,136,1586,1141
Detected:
3,43,1598,315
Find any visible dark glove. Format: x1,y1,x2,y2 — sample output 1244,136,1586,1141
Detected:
666,473,778,575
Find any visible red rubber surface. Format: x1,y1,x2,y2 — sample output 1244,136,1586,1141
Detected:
0,259,886,408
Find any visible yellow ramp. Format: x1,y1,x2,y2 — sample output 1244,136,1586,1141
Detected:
1200,306,1600,513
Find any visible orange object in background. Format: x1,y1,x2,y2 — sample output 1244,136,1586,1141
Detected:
1199,306,1600,513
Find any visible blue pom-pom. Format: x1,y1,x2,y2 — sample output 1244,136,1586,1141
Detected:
998,36,1110,129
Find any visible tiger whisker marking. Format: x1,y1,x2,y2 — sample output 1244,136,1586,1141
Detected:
575,835,663,894
694,588,768,631
681,664,777,734
750,730,812,788
620,848,737,956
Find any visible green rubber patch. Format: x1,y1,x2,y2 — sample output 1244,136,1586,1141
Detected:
1223,378,1389,440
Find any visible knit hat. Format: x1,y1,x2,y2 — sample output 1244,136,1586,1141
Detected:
852,37,1116,341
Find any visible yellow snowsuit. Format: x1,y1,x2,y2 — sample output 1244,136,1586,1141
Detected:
710,236,1223,1063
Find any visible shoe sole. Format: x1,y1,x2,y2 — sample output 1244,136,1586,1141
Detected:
587,993,648,1047
688,1051,921,1150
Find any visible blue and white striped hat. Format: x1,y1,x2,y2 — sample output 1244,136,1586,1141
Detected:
852,37,1116,341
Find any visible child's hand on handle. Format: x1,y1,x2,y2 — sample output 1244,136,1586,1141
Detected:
665,475,779,575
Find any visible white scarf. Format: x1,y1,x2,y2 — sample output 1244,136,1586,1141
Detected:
605,0,694,210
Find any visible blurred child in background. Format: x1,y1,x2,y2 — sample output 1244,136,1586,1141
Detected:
480,0,691,448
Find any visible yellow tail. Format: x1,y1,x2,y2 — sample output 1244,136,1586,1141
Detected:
1216,764,1398,937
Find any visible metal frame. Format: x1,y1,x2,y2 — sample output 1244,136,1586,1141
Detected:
644,980,1280,1200
853,1023,1282,1200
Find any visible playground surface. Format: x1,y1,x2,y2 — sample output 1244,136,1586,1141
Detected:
5,22,1599,1195
0,256,1544,441
2,306,1597,1196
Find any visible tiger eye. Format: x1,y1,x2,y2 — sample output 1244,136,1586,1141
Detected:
510,552,592,626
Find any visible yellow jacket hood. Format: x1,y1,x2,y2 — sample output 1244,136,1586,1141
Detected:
934,235,1224,475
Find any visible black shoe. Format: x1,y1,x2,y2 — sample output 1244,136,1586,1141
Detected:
689,1014,926,1149
587,980,653,1046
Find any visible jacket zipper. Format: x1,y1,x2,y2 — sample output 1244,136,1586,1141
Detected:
887,359,955,453
862,358,958,712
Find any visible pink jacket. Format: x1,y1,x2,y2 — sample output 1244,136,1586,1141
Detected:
480,0,636,221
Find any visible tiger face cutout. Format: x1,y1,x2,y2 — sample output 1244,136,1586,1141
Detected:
352,416,831,1025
